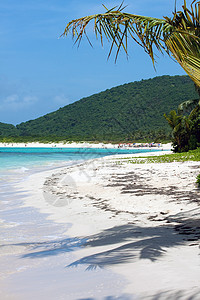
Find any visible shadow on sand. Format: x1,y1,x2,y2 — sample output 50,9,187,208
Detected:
67,223,183,270
77,289,200,300
8,208,198,272
66,208,200,270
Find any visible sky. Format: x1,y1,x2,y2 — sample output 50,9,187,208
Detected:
0,0,187,125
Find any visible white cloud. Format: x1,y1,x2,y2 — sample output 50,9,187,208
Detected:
0,94,38,111
4,94,19,104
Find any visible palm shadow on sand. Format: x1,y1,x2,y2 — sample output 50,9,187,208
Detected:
77,289,200,300
67,209,200,270
12,208,200,269
67,224,180,270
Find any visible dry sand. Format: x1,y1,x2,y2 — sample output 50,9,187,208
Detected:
9,150,200,299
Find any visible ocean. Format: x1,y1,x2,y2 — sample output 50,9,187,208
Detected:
0,146,162,173
0,146,163,202
0,146,163,208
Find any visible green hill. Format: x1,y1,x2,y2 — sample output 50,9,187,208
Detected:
0,75,198,142
0,122,19,137
15,75,198,141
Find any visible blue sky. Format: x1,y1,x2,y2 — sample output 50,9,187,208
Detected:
0,0,186,125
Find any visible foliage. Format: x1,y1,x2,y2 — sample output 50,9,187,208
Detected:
164,97,200,152
0,136,71,144
13,75,197,141
0,122,19,137
196,173,200,187
120,147,200,164
63,1,200,87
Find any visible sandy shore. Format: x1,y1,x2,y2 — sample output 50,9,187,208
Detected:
0,141,172,150
10,150,200,299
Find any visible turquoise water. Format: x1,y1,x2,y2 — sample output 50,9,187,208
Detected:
0,147,162,171
0,146,165,187
0,147,167,192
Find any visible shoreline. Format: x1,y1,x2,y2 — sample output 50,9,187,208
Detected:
0,141,172,150
14,150,200,298
0,159,128,299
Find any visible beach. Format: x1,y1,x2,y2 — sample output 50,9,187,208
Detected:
0,141,168,149
1,145,200,299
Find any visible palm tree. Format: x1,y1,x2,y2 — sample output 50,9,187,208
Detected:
164,110,191,152
164,110,182,129
164,99,200,152
62,0,200,87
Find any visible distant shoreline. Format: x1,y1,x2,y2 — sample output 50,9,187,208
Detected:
0,141,172,150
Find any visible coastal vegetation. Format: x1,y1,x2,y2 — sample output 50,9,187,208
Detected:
0,122,19,137
196,173,200,187
0,75,198,143
119,147,200,163
164,97,200,152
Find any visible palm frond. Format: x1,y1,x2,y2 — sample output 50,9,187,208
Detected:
164,110,182,129
165,31,200,86
189,102,200,119
62,4,172,64
178,98,200,114
189,102,200,121
164,1,200,85
63,1,200,86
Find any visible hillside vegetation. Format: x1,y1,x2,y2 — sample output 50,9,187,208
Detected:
0,122,19,137
0,75,198,142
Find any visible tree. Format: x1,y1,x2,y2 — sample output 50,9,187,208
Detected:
164,99,200,152
63,0,200,87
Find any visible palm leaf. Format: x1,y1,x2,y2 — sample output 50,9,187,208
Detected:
178,98,200,114
63,1,200,86
62,5,172,65
164,110,182,129
163,1,200,85
165,31,200,86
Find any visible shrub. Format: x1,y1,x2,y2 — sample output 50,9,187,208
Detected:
196,174,200,188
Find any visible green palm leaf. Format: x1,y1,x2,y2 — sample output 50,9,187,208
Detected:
63,1,200,86
178,98,200,114
164,110,182,129
62,5,172,64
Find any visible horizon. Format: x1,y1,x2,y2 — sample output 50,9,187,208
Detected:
0,0,186,125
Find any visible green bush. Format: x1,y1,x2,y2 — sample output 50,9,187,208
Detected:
196,174,200,188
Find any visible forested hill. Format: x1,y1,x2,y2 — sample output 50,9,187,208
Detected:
0,122,19,137
1,75,199,141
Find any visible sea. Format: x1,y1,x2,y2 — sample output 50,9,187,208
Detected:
0,146,162,299
0,146,163,182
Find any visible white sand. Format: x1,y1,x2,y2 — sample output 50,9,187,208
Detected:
0,141,172,150
9,149,200,299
